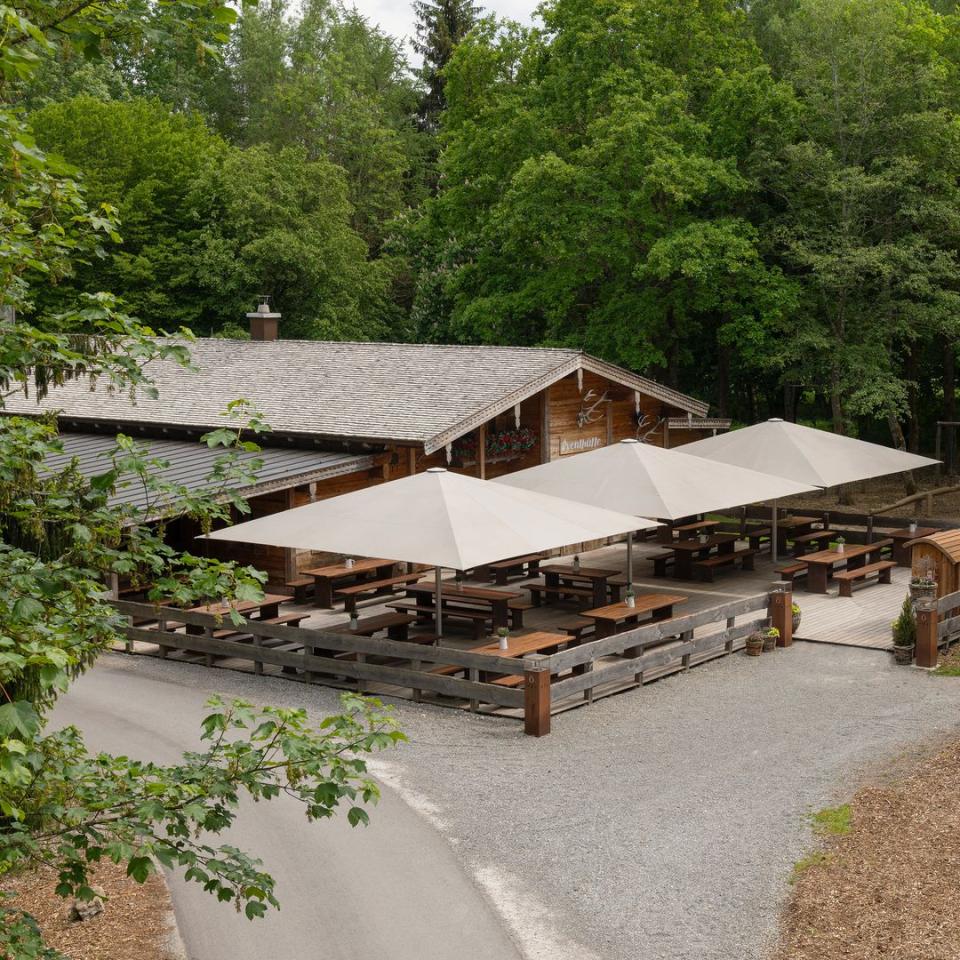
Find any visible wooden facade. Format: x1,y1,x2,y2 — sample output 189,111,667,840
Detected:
204,371,720,589
908,530,960,598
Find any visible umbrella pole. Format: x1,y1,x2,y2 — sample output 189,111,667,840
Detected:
435,566,443,644
771,501,779,564
626,535,634,591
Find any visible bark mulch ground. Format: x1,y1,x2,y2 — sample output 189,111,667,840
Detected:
3,860,175,960
773,737,960,960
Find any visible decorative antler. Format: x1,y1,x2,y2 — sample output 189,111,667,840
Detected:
635,413,664,443
577,389,609,428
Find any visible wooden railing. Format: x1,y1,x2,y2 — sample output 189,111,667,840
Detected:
113,584,794,738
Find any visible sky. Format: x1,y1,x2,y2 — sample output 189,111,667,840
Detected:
347,0,540,59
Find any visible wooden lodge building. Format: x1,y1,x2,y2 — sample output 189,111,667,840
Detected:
8,313,729,588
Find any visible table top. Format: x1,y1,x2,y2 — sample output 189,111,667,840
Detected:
406,582,521,602
889,527,938,540
672,519,722,533
464,631,568,658
803,542,884,565
671,534,739,552
304,558,394,578
583,594,688,621
778,516,819,529
187,593,292,616
539,564,620,580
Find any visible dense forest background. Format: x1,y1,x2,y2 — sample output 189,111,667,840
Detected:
11,0,960,451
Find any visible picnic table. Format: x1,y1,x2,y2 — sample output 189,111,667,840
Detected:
656,518,721,543
430,631,569,685
581,594,688,640
802,541,892,594
403,582,520,629
302,558,396,607
473,553,546,585
776,515,819,553
668,534,739,580
889,526,938,566
539,564,621,607
183,593,292,634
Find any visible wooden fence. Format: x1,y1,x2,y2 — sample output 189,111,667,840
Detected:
113,584,794,737
910,588,960,668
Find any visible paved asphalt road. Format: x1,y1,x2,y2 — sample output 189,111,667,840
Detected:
51,659,523,960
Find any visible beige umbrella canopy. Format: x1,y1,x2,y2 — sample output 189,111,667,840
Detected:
684,418,940,560
496,438,817,577
205,467,656,636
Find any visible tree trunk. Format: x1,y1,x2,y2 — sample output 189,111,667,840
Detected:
717,343,730,419
887,411,917,496
905,347,920,453
944,335,956,474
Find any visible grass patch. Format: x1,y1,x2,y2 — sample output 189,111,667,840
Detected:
934,644,960,675
810,803,852,836
790,850,830,884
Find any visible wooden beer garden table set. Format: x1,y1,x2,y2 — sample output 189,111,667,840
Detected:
538,564,621,608
182,593,293,635
401,581,521,629
582,594,688,641
656,518,722,543
430,631,570,685
302,557,396,608
775,515,819,554
801,541,892,594
667,534,739,580
889,526,938,566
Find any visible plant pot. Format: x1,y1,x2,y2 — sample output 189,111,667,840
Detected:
762,633,777,652
910,583,937,604
745,635,763,657
892,644,914,665
792,612,801,635
625,595,636,609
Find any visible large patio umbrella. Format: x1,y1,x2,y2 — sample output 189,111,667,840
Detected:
204,467,656,638
684,418,940,560
496,439,816,582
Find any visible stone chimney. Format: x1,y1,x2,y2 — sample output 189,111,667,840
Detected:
246,296,281,341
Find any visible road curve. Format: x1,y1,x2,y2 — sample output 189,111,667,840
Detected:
51,659,523,960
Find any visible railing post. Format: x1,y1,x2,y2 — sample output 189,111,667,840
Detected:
769,580,793,647
524,654,551,737
915,598,939,669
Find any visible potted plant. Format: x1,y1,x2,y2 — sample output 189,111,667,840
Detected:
497,626,510,650
791,602,802,634
762,626,780,652
835,536,845,554
624,587,636,609
745,631,764,656
349,611,360,631
572,554,581,573
910,563,938,603
891,596,915,665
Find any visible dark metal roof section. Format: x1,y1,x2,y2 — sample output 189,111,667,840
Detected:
45,433,374,519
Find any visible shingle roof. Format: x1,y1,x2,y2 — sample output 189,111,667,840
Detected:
44,432,373,520
5,339,709,454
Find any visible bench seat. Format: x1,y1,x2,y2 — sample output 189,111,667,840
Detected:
387,602,491,639
557,617,595,642
791,530,836,556
330,611,416,640
775,561,808,584
832,560,896,597
693,549,757,582
526,581,594,607
479,553,545,585
286,577,314,603
335,572,424,613
650,552,674,577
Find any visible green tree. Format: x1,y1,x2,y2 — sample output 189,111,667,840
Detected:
413,0,481,133
409,0,797,410
0,3,404,956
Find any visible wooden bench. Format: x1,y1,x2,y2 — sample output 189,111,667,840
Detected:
507,599,533,629
387,602,491,640
335,572,425,613
286,577,314,603
526,581,594,607
650,552,674,577
745,526,771,550
330,611,417,641
693,548,757,582
775,561,808,584
480,553,545,585
557,617,595,642
791,529,836,556
832,560,896,598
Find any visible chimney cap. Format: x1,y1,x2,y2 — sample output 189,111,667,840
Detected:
246,295,281,320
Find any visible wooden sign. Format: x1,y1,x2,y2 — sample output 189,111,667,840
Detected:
559,435,604,456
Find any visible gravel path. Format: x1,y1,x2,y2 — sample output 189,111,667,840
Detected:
91,644,960,960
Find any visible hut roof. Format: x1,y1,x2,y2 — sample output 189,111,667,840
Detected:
3,340,708,454
905,529,960,563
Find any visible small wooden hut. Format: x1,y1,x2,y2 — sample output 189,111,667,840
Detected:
906,530,960,598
